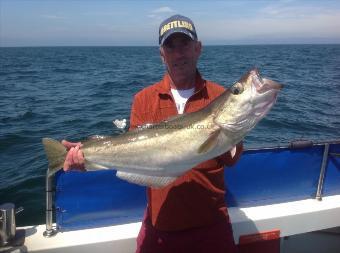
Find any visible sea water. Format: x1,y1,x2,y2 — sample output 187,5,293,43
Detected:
0,45,339,225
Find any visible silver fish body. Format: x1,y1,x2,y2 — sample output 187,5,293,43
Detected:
43,69,282,187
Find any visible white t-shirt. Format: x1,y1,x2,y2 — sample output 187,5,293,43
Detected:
171,87,195,114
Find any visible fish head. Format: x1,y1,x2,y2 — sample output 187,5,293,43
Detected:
215,69,282,133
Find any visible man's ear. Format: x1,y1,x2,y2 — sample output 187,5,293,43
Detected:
195,41,202,56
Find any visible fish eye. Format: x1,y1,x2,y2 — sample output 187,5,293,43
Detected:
231,83,244,95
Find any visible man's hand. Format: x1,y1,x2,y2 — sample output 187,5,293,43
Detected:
61,140,85,172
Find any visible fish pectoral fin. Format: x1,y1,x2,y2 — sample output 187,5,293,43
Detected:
197,128,221,154
116,171,177,188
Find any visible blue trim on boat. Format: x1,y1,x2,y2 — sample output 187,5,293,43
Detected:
324,144,340,196
225,145,323,207
55,141,340,231
55,170,146,231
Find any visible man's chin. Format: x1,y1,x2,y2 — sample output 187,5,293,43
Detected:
171,68,194,77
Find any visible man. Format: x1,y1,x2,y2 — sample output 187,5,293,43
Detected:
63,14,242,253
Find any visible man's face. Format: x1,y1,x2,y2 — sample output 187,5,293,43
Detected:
160,33,201,84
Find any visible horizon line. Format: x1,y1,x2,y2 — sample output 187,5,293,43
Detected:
1,42,340,48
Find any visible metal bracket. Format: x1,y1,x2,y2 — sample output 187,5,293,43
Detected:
43,170,58,237
315,144,330,201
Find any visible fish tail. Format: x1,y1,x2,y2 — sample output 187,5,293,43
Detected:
42,138,67,175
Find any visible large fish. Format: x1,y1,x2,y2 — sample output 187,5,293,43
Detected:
43,69,282,187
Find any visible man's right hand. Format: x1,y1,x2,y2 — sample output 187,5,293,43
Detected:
61,140,85,172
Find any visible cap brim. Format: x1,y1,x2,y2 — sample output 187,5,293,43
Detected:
160,29,195,46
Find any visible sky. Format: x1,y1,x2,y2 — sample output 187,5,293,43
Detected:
1,0,340,47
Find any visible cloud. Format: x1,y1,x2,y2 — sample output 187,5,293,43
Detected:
148,6,176,23
197,8,340,44
151,7,175,14
259,2,338,19
147,14,157,19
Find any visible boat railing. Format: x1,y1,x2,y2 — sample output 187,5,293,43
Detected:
316,144,330,200
42,139,340,237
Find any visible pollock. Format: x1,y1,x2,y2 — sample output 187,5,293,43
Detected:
43,69,282,187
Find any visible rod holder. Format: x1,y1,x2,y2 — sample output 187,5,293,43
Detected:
43,170,57,237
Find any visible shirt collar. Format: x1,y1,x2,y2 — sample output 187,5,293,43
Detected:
156,70,206,95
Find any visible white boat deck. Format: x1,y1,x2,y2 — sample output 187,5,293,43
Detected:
229,194,340,243
2,194,340,253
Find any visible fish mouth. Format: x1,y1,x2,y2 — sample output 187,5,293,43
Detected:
250,69,283,94
249,69,283,121
252,95,277,119
216,69,282,133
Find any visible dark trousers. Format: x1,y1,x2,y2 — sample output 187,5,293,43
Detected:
136,214,238,253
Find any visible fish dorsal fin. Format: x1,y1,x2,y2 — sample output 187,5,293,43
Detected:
197,128,221,154
116,171,177,188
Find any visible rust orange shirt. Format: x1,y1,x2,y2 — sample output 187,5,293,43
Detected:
130,71,243,231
